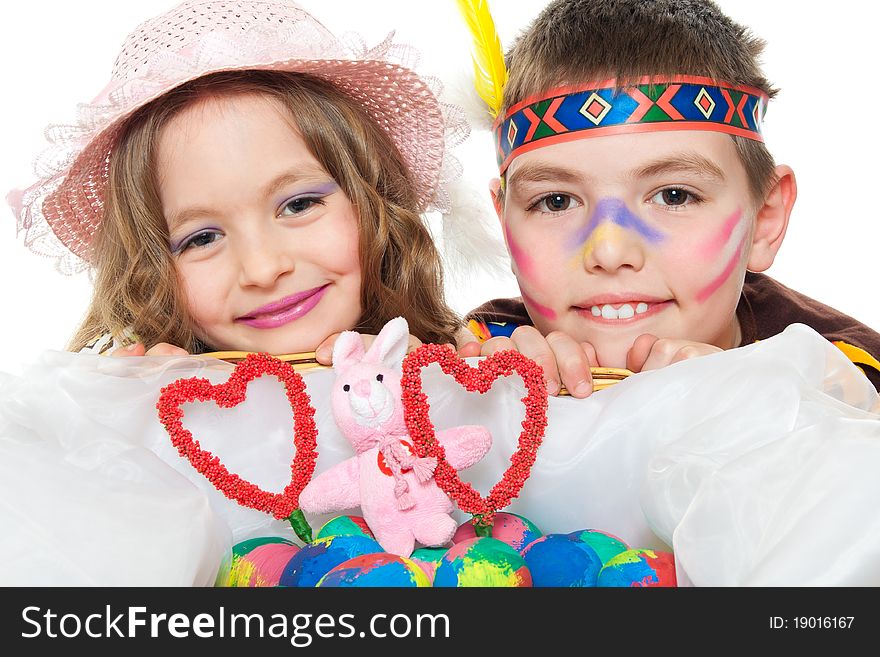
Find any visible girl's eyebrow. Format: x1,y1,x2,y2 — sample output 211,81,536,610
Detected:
261,167,335,199
631,153,726,183
167,167,335,231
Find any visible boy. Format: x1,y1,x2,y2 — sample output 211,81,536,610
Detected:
461,0,880,396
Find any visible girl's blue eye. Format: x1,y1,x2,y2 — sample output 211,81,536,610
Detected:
281,197,321,216
176,230,222,253
530,193,580,214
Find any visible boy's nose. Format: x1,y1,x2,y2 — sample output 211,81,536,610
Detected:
580,222,646,273
237,230,295,288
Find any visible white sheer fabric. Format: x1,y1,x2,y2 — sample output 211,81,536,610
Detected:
1,323,877,585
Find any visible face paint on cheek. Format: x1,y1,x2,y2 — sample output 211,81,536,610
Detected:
521,290,557,320
695,208,749,303
699,209,743,260
504,221,535,279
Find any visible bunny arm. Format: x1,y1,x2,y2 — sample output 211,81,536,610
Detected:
436,425,492,470
297,456,361,515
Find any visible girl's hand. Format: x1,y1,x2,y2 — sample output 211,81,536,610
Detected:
457,325,598,398
626,334,722,372
315,332,425,365
111,342,190,357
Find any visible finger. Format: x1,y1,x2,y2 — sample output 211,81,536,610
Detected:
581,342,600,368
480,336,516,356
668,343,722,365
457,341,482,358
406,334,423,354
315,333,340,364
545,331,593,398
111,342,146,358
626,333,659,372
145,343,189,357
637,338,691,372
510,326,561,395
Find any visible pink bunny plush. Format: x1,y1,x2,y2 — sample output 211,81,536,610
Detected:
299,317,492,556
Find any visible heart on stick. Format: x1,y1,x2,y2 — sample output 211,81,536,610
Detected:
156,353,318,537
401,345,549,528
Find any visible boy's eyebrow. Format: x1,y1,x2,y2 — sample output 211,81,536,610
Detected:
631,153,726,183
506,163,585,190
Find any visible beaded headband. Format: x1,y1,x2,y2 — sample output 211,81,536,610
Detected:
493,76,769,174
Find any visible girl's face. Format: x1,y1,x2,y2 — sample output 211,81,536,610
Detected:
157,93,362,353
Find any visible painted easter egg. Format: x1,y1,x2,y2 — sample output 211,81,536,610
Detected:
568,529,629,565
316,553,431,587
452,512,543,552
217,536,299,587
279,534,383,587
597,549,677,587
520,533,603,587
433,537,532,587
409,546,447,583
315,515,375,540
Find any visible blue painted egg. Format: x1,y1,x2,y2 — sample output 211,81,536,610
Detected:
434,537,531,587
317,553,430,587
279,534,383,587
520,533,602,587
567,529,629,565
597,549,677,587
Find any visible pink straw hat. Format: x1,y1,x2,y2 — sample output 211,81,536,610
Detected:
8,0,468,272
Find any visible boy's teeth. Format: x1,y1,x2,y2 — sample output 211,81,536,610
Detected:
591,302,650,319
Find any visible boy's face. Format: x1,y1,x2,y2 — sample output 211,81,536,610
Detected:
500,130,757,368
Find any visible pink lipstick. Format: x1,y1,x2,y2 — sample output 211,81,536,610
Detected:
237,284,329,329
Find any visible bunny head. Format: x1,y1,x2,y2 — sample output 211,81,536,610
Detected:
330,317,410,450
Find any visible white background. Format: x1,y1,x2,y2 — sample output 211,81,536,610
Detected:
1,0,877,372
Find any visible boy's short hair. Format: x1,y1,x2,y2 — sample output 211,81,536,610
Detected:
503,0,777,203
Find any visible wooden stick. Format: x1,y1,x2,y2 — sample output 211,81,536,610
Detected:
202,351,632,390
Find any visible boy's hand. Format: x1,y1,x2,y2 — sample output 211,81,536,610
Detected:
457,325,598,398
315,332,426,365
626,334,722,372
111,342,190,357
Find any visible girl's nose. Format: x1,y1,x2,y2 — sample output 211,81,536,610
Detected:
236,229,295,288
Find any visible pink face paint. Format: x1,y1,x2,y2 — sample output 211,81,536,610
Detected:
697,213,748,303
521,290,557,320
504,221,535,279
699,209,742,259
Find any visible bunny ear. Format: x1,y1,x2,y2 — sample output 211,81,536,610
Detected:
332,330,366,372
365,317,410,367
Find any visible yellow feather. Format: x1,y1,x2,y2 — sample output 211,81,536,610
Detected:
456,0,508,118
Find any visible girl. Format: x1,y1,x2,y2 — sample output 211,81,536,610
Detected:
9,0,468,360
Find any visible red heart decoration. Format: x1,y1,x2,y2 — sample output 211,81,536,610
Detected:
156,353,318,520
401,345,548,526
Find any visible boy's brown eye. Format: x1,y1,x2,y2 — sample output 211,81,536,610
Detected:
534,193,578,213
547,194,570,210
661,189,688,205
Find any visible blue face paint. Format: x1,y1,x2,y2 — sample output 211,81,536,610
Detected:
568,198,665,251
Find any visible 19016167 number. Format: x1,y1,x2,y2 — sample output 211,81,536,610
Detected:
793,617,854,629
